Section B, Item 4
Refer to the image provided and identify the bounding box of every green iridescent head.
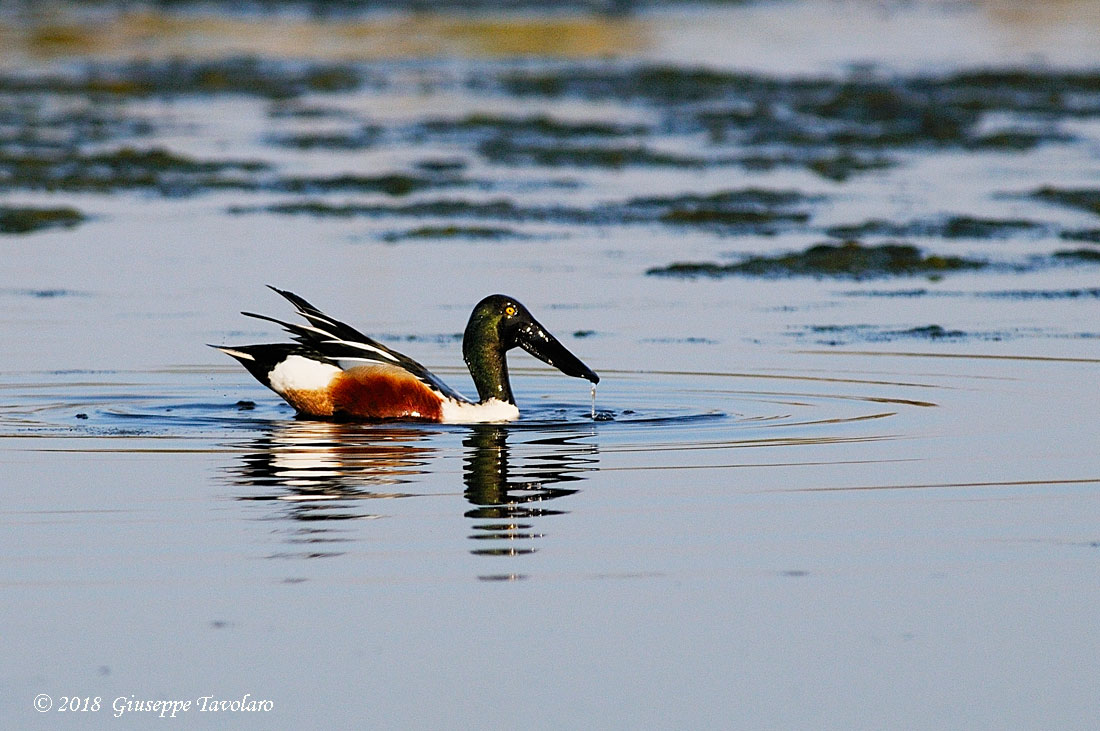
[462,295,599,404]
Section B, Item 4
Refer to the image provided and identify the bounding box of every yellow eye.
[505,306,516,316]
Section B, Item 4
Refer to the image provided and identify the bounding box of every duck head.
[463,295,599,404]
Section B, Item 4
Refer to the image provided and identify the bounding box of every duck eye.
[505,306,516,317]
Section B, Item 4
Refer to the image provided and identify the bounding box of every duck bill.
[515,321,599,384]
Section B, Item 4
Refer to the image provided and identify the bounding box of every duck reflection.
[229,419,598,561]
[463,425,595,557]
[231,420,437,558]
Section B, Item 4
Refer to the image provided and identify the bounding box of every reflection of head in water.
[462,425,598,562]
[462,425,596,519]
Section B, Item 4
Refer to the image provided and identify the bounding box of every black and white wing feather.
[242,286,467,401]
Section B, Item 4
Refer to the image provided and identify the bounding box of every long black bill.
[514,320,599,384]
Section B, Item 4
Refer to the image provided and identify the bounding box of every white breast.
[267,355,342,395]
[440,398,520,424]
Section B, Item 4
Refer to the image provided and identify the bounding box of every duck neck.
[463,329,515,405]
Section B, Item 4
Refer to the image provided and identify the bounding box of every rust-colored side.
[281,387,336,417]
[328,364,444,421]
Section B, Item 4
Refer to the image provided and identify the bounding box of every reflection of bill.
[463,425,593,513]
[228,421,598,559]
[463,425,597,558]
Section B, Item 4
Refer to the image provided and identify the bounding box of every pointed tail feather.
[266,286,371,344]
[209,343,316,388]
[208,344,256,362]
[240,311,336,347]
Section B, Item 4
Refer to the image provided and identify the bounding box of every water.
[3,1,1100,728]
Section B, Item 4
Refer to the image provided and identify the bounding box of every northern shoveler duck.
[212,287,599,423]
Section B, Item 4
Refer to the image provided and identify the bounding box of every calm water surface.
[2,1,1100,728]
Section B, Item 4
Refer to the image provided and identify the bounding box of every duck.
[211,287,599,423]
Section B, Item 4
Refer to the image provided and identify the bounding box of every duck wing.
[242,286,468,402]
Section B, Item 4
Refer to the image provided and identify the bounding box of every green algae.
[631,189,812,209]
[1054,248,1100,262]
[824,219,913,239]
[783,86,976,148]
[647,241,987,279]
[415,159,468,173]
[968,131,1070,151]
[501,65,1083,166]
[2,56,1093,256]
[0,152,461,198]
[0,102,154,150]
[0,58,363,99]
[478,139,705,168]
[843,287,1100,300]
[381,225,526,242]
[795,323,985,345]
[265,127,381,150]
[825,216,1045,240]
[241,187,816,234]
[731,150,896,181]
[1031,187,1100,217]
[659,209,808,226]
[239,198,599,224]
[0,206,86,234]
[418,112,671,169]
[1,59,1093,216]
[901,324,967,339]
[806,152,895,181]
[980,288,1100,299]
[422,113,644,138]
[1059,229,1100,243]
[940,216,1044,238]
[629,188,816,232]
[501,65,762,104]
[266,102,351,120]
[502,64,1100,120]
[276,174,443,197]
[0,146,268,195]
